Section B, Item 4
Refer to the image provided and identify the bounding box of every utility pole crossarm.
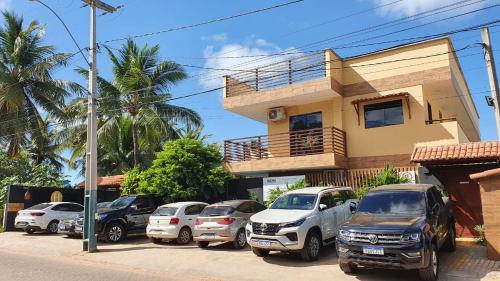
[82,0,117,13]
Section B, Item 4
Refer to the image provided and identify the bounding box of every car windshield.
[97,202,110,208]
[270,194,318,210]
[108,197,135,209]
[357,191,426,215]
[152,207,177,216]
[200,206,234,216]
[26,203,53,210]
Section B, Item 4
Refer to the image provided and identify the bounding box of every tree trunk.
[131,115,139,167]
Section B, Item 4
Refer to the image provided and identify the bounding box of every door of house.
[289,112,323,157]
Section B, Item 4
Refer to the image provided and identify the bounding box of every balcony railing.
[224,127,347,163]
[225,51,326,98]
[425,117,457,125]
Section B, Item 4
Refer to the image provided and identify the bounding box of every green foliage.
[122,167,143,195]
[356,165,411,199]
[473,224,487,246]
[249,192,259,202]
[265,180,309,207]
[436,184,450,197]
[130,138,231,202]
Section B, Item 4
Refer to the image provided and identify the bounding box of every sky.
[6,0,500,183]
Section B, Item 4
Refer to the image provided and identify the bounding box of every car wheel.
[105,222,125,243]
[339,262,357,274]
[443,223,456,252]
[232,229,247,249]
[197,241,209,248]
[149,237,162,244]
[176,227,192,245]
[419,243,439,281]
[46,221,59,234]
[301,230,321,261]
[25,229,35,234]
[252,247,270,257]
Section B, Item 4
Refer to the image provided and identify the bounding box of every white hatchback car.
[15,202,84,234]
[146,202,208,244]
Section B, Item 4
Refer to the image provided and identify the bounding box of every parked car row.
[13,184,455,281]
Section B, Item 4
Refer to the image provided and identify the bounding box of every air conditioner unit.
[268,107,286,121]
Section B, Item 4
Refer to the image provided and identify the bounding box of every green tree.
[127,138,231,202]
[0,12,75,157]
[356,165,410,198]
[121,167,142,195]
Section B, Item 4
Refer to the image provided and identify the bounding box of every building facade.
[222,37,480,188]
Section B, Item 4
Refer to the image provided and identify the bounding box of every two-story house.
[222,37,480,187]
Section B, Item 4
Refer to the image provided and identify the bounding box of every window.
[357,191,426,215]
[271,194,318,210]
[250,202,266,212]
[134,196,154,210]
[185,205,202,215]
[53,203,72,212]
[289,112,322,131]
[153,207,177,216]
[319,193,335,210]
[68,204,84,212]
[339,190,357,202]
[364,100,404,128]
[289,112,324,156]
[237,202,254,213]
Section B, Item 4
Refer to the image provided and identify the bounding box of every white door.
[318,192,336,240]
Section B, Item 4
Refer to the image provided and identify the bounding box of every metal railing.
[224,127,347,163]
[425,117,457,125]
[225,51,326,97]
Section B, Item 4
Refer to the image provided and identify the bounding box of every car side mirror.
[319,204,328,211]
[349,202,357,214]
[130,204,138,210]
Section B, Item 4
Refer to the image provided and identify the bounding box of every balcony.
[223,50,343,122]
[224,127,347,174]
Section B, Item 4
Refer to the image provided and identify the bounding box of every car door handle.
[188,219,193,221]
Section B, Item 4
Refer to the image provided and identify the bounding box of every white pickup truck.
[246,186,357,261]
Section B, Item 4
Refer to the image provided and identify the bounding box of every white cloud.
[201,33,228,43]
[198,35,302,90]
[372,0,489,18]
[0,0,11,10]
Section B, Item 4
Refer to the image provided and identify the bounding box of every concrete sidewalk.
[0,232,498,281]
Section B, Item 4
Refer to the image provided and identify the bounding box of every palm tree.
[27,117,66,171]
[0,11,74,157]
[63,39,201,173]
[104,39,201,166]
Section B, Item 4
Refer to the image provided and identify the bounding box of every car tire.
[176,227,192,245]
[46,221,59,234]
[419,243,439,281]
[252,247,270,257]
[232,229,247,249]
[443,222,456,252]
[197,241,209,248]
[339,262,357,274]
[149,237,162,244]
[300,230,322,261]
[104,222,125,243]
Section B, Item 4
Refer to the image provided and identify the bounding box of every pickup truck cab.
[247,186,357,261]
[96,195,162,243]
[337,184,456,281]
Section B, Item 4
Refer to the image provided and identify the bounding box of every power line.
[100,0,307,44]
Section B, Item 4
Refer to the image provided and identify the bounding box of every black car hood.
[342,212,425,233]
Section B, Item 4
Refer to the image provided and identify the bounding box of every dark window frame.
[364,100,404,129]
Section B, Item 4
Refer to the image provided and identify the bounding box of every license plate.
[203,233,215,238]
[75,226,83,232]
[257,240,271,247]
[17,222,28,226]
[363,246,384,255]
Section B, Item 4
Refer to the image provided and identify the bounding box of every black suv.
[97,195,161,243]
[337,184,456,281]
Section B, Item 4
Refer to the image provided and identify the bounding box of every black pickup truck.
[336,184,455,281]
[96,195,162,243]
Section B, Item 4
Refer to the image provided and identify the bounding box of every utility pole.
[82,0,116,253]
[481,27,500,139]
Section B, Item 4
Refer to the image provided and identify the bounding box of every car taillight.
[170,218,179,225]
[217,218,235,225]
[195,218,202,225]
[30,212,45,216]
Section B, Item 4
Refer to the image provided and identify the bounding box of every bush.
[265,180,309,207]
[474,224,486,246]
[134,138,231,203]
[356,164,410,199]
[122,167,142,195]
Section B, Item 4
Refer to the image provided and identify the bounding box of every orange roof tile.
[411,141,500,164]
[75,175,124,188]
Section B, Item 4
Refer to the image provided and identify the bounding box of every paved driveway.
[0,232,498,281]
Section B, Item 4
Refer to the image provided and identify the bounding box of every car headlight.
[279,218,306,229]
[401,232,421,243]
[97,214,108,221]
[338,229,351,242]
[247,220,253,226]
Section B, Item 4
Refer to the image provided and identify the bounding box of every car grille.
[252,223,280,236]
[348,231,402,245]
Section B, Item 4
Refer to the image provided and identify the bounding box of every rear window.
[152,207,177,216]
[27,203,53,210]
[200,206,234,217]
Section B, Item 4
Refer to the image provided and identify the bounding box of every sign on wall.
[263,175,305,202]
[399,171,416,183]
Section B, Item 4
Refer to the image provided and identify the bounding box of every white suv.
[15,202,84,234]
[246,186,357,261]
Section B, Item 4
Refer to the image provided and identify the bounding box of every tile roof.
[75,175,124,188]
[351,92,409,105]
[411,141,500,164]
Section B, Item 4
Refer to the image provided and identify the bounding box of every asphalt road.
[0,250,179,281]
